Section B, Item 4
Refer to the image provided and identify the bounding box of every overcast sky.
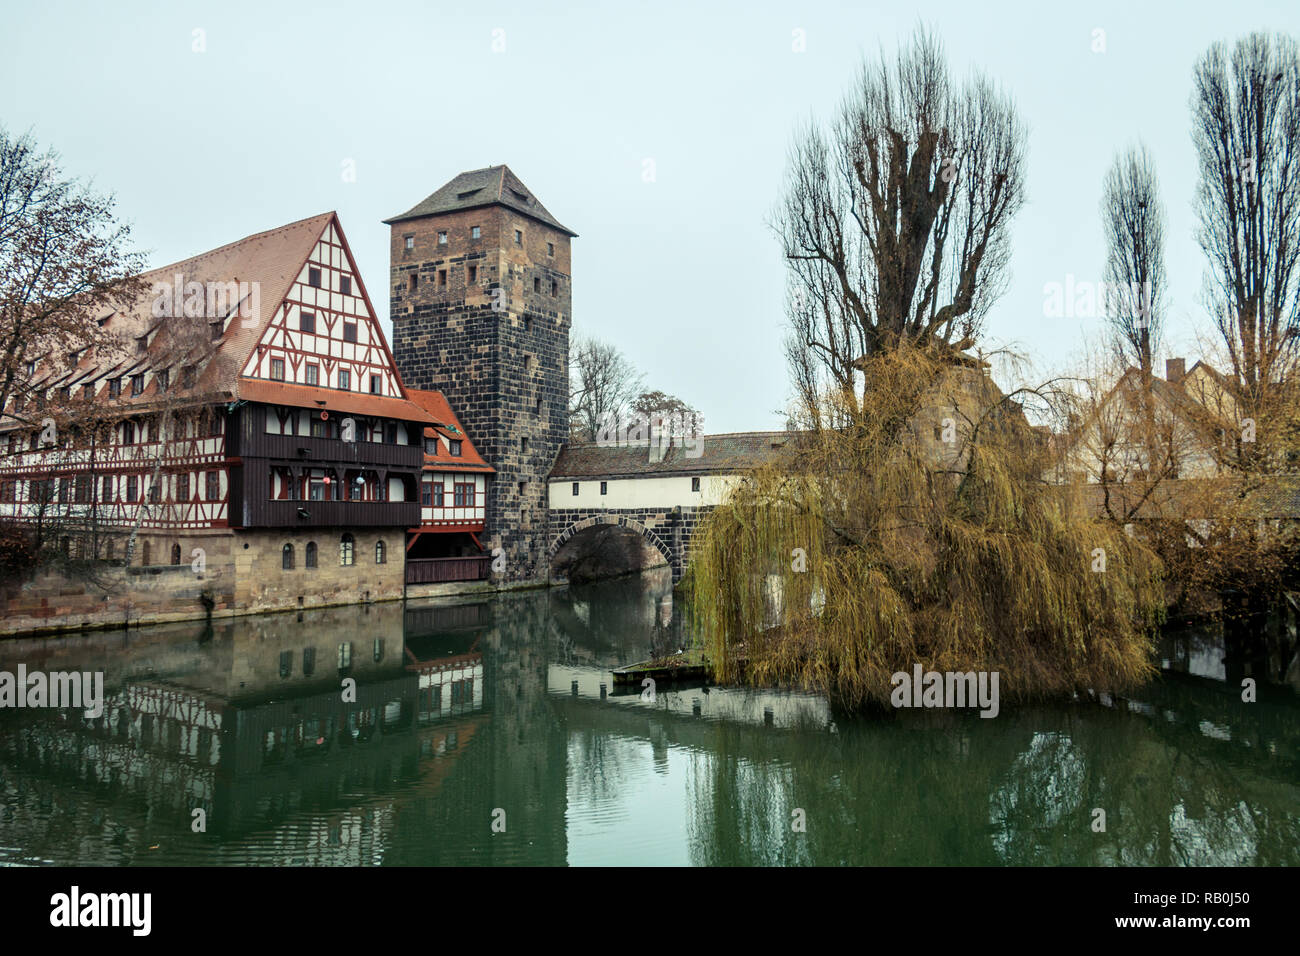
[4,0,1299,432]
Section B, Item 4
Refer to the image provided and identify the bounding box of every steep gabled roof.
[383,165,576,236]
[1,212,426,430]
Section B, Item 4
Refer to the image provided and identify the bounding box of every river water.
[0,569,1296,866]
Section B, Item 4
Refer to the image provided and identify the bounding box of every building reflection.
[0,580,1295,866]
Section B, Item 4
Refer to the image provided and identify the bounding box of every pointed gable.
[238,215,405,401]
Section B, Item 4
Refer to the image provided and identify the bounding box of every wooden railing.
[406,556,492,585]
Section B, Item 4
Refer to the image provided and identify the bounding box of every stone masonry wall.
[390,204,570,585]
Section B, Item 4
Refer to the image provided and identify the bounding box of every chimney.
[1165,357,1185,384]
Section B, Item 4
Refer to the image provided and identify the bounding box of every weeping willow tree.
[691,347,1165,711]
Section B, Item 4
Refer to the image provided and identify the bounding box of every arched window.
[305,541,318,568]
[375,540,386,564]
[340,533,354,567]
[282,543,295,570]
[170,543,181,565]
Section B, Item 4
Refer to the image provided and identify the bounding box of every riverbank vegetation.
[690,347,1166,710]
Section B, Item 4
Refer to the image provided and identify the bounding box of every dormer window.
[157,369,169,391]
[450,439,462,456]
[181,365,196,388]
[136,336,147,354]
[82,383,94,400]
[109,379,121,398]
[130,374,144,396]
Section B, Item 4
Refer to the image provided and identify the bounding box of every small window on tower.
[438,269,447,287]
[524,355,534,372]
[514,229,523,246]
[547,242,555,256]
[437,231,448,245]
[308,267,321,288]
[521,436,529,453]
[468,264,477,283]
[408,273,418,294]
[404,235,414,251]
[600,481,608,495]
[571,482,579,496]
[299,311,316,334]
[340,275,351,295]
[471,225,481,239]
[523,316,531,332]
[551,279,558,296]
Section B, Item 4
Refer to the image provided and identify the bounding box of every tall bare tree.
[0,127,145,423]
[568,334,643,441]
[777,28,1027,428]
[1101,143,1167,375]
[1192,32,1300,450]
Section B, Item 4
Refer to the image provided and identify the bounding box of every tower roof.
[383,165,576,236]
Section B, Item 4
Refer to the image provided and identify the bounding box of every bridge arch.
[548,513,679,583]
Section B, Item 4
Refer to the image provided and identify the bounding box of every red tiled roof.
[235,379,440,424]
[404,388,493,472]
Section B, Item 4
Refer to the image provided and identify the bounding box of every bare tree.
[0,127,145,423]
[1101,143,1167,375]
[1192,32,1300,452]
[568,334,643,441]
[777,27,1027,428]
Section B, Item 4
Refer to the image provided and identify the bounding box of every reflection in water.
[0,569,1295,866]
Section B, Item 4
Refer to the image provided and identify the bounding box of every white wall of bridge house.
[548,474,741,511]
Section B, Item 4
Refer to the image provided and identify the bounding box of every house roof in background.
[550,431,800,479]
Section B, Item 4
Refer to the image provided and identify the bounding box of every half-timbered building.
[0,212,489,616]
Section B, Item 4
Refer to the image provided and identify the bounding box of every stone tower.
[385,166,575,584]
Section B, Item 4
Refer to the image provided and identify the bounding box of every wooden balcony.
[239,432,422,468]
[405,556,492,585]
[239,498,419,529]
